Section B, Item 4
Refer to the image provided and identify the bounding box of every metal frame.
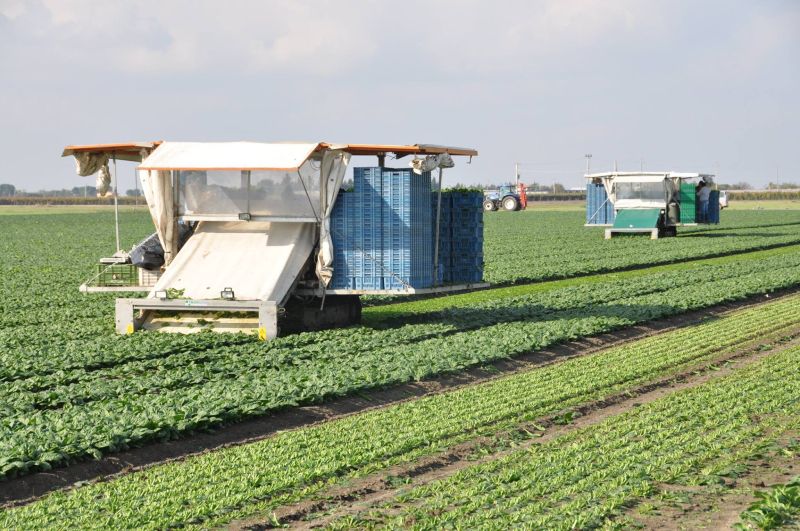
[295,282,489,297]
[605,228,660,240]
[81,284,152,293]
[116,298,278,340]
[179,215,318,223]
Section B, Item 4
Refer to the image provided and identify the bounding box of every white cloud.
[0,0,27,20]
[27,0,378,74]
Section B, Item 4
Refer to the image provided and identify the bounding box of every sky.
[0,0,798,191]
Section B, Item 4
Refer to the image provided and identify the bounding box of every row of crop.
[0,248,795,416]
[1,295,799,528]
[336,345,800,529]
[483,209,800,284]
[0,251,750,392]
[3,209,798,370]
[2,252,800,478]
[3,242,799,388]
[365,243,800,322]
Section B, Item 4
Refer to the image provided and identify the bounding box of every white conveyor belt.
[150,220,316,304]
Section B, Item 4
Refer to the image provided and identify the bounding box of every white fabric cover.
[73,152,112,194]
[151,221,315,303]
[139,141,319,171]
[315,150,351,287]
[139,170,178,264]
[410,153,454,174]
[614,199,667,209]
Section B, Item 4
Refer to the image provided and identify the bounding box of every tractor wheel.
[502,196,519,211]
[483,199,498,211]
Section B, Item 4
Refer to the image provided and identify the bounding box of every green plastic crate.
[680,182,696,223]
[96,263,137,287]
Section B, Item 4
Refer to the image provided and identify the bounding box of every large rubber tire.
[280,295,362,334]
[483,199,498,211]
[502,196,519,211]
[657,226,677,238]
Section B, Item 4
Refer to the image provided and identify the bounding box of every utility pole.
[515,162,519,186]
[584,154,592,175]
[640,158,644,172]
[614,160,618,172]
[134,166,140,207]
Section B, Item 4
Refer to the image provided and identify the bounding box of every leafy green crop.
[738,477,800,530]
[2,295,799,529]
[484,209,800,284]
[331,345,800,529]
[2,209,800,481]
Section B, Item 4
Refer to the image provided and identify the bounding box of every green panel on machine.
[680,182,696,223]
[612,208,661,229]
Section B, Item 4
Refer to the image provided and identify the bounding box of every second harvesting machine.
[63,141,484,339]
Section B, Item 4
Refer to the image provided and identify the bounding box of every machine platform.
[605,208,661,239]
[295,282,490,297]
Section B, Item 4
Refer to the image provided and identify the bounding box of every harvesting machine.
[584,171,721,239]
[64,141,485,339]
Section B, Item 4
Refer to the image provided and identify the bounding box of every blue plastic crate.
[334,169,484,291]
[585,183,614,225]
[353,277,384,290]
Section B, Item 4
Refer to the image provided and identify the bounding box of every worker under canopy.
[63,140,477,289]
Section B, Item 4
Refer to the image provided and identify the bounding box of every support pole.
[112,155,121,253]
[433,166,444,286]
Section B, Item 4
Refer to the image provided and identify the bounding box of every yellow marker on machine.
[257,327,267,341]
[125,323,134,335]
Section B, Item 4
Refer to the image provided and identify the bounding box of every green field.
[1,204,800,528]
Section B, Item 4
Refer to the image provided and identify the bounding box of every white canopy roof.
[139,141,320,171]
[612,175,670,183]
[585,171,713,180]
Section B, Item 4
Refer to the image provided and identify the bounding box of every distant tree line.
[0,184,144,198]
[728,190,800,200]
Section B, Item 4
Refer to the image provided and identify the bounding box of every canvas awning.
[62,142,161,162]
[138,141,321,171]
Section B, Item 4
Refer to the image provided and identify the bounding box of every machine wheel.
[502,196,519,211]
[483,199,498,211]
[280,295,362,334]
[658,226,677,238]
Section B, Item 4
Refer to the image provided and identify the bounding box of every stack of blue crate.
[585,183,615,225]
[431,193,453,284]
[380,168,433,290]
[352,168,385,289]
[329,191,356,289]
[329,167,435,291]
[448,192,483,283]
[329,171,484,290]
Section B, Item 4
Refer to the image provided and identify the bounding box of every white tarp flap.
[73,152,112,194]
[139,169,177,264]
[151,221,315,303]
[316,149,351,287]
[602,177,615,203]
[410,153,455,174]
[139,141,319,171]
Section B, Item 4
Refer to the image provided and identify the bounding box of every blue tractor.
[483,183,527,211]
